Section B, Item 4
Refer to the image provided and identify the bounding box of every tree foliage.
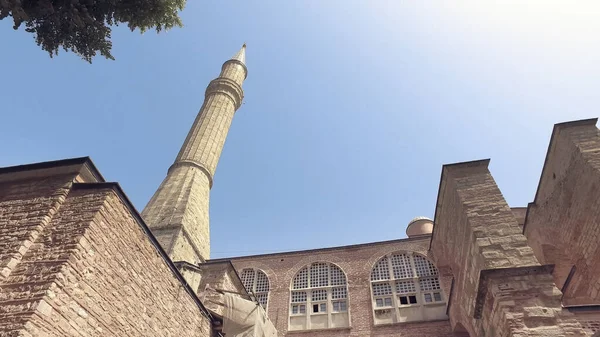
[0,0,186,62]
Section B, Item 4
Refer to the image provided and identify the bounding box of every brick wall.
[524,119,600,306]
[0,161,213,337]
[216,237,455,336]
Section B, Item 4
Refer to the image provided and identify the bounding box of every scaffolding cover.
[222,293,277,337]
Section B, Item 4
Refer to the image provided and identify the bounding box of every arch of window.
[240,268,270,309]
[289,262,349,330]
[370,252,446,323]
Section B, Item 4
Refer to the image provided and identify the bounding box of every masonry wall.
[221,237,455,337]
[571,309,600,335]
[524,119,600,306]
[195,262,248,317]
[0,172,73,284]
[0,167,81,334]
[0,167,212,337]
[430,160,588,337]
[142,165,211,264]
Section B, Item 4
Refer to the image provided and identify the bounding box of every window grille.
[293,267,309,289]
[419,277,441,291]
[413,255,438,277]
[331,287,347,299]
[292,291,307,303]
[240,268,270,310]
[240,269,255,290]
[371,257,390,281]
[330,266,347,286]
[372,282,393,296]
[395,280,416,294]
[312,289,328,301]
[256,272,269,292]
[310,263,330,287]
[290,262,349,330]
[370,253,445,322]
[390,253,413,279]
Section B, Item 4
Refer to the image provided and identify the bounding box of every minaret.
[142,45,247,264]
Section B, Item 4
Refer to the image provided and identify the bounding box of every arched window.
[370,252,447,324]
[240,268,270,309]
[289,262,349,331]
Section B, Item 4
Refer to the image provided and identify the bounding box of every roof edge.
[429,159,489,251]
[81,157,106,182]
[554,118,598,130]
[442,158,490,171]
[532,118,598,205]
[208,235,431,262]
[0,157,102,179]
[429,161,445,251]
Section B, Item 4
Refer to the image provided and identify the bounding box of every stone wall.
[524,119,600,306]
[142,165,211,265]
[195,261,249,317]
[430,159,587,336]
[0,160,213,337]
[570,308,600,335]
[216,237,455,336]
[0,167,76,335]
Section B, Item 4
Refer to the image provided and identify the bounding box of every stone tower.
[142,45,247,264]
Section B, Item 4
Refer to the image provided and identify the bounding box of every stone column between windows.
[385,253,402,320]
[327,288,332,327]
[410,252,428,319]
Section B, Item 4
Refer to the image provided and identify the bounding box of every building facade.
[0,46,600,336]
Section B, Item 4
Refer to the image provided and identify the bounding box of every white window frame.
[370,252,445,323]
[289,262,350,330]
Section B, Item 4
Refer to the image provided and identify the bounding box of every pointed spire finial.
[231,43,246,64]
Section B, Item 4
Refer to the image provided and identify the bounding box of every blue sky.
[1,1,599,258]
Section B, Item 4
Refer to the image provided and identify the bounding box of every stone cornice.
[473,264,554,319]
[222,59,248,79]
[207,236,431,262]
[206,77,244,109]
[168,160,214,188]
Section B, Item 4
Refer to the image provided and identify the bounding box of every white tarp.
[222,293,277,337]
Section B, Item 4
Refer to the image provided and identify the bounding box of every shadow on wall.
[453,322,471,337]
[540,243,573,291]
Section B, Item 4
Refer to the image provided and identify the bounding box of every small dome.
[406,216,434,237]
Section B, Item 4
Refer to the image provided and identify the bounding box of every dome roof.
[408,216,433,225]
[406,216,434,237]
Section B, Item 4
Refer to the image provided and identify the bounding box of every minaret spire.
[232,43,246,64]
[142,45,248,264]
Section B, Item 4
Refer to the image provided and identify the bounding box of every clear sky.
[1,1,599,258]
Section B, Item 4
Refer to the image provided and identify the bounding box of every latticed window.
[289,262,349,331]
[240,268,270,309]
[370,252,445,324]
